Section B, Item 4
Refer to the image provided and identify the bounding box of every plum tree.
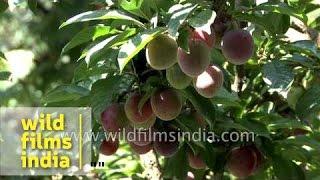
[151,89,182,120]
[25,0,320,178]
[166,63,192,89]
[188,152,206,169]
[100,138,119,156]
[146,34,178,70]
[226,146,257,178]
[190,29,215,48]
[178,40,210,77]
[153,129,179,157]
[221,29,254,64]
[126,126,152,146]
[193,65,224,98]
[101,103,128,133]
[125,92,156,124]
[129,142,153,155]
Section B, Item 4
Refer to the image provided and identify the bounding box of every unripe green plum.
[100,138,119,156]
[101,103,128,133]
[222,29,254,64]
[178,41,210,77]
[146,34,178,70]
[193,65,224,98]
[151,89,182,121]
[188,152,206,169]
[166,63,192,89]
[227,146,257,178]
[125,92,156,124]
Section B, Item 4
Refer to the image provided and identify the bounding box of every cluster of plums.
[99,89,183,157]
[148,27,253,98]
[99,21,256,178]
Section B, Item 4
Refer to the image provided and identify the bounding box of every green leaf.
[216,121,248,131]
[42,85,90,104]
[62,25,119,53]
[255,2,308,23]
[163,145,188,179]
[275,143,312,163]
[180,87,216,128]
[177,26,190,51]
[272,155,306,180]
[189,9,216,32]
[168,3,197,37]
[0,0,8,13]
[90,75,134,120]
[0,71,11,81]
[90,76,121,119]
[307,7,320,26]
[0,54,8,69]
[286,86,305,109]
[119,0,157,20]
[0,52,5,59]
[266,117,311,131]
[239,119,270,138]
[211,48,227,66]
[0,56,11,81]
[175,113,203,133]
[277,135,320,150]
[174,113,206,149]
[234,12,290,35]
[120,0,145,17]
[73,54,118,83]
[28,0,37,13]
[288,40,320,59]
[137,88,155,113]
[85,28,137,66]
[211,87,241,107]
[262,61,294,93]
[60,9,145,28]
[117,27,166,72]
[280,54,315,69]
[307,6,320,30]
[262,13,290,34]
[296,84,320,119]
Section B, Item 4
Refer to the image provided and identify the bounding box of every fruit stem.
[131,61,142,93]
[235,65,245,95]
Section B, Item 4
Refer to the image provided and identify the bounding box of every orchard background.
[0,0,320,179]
